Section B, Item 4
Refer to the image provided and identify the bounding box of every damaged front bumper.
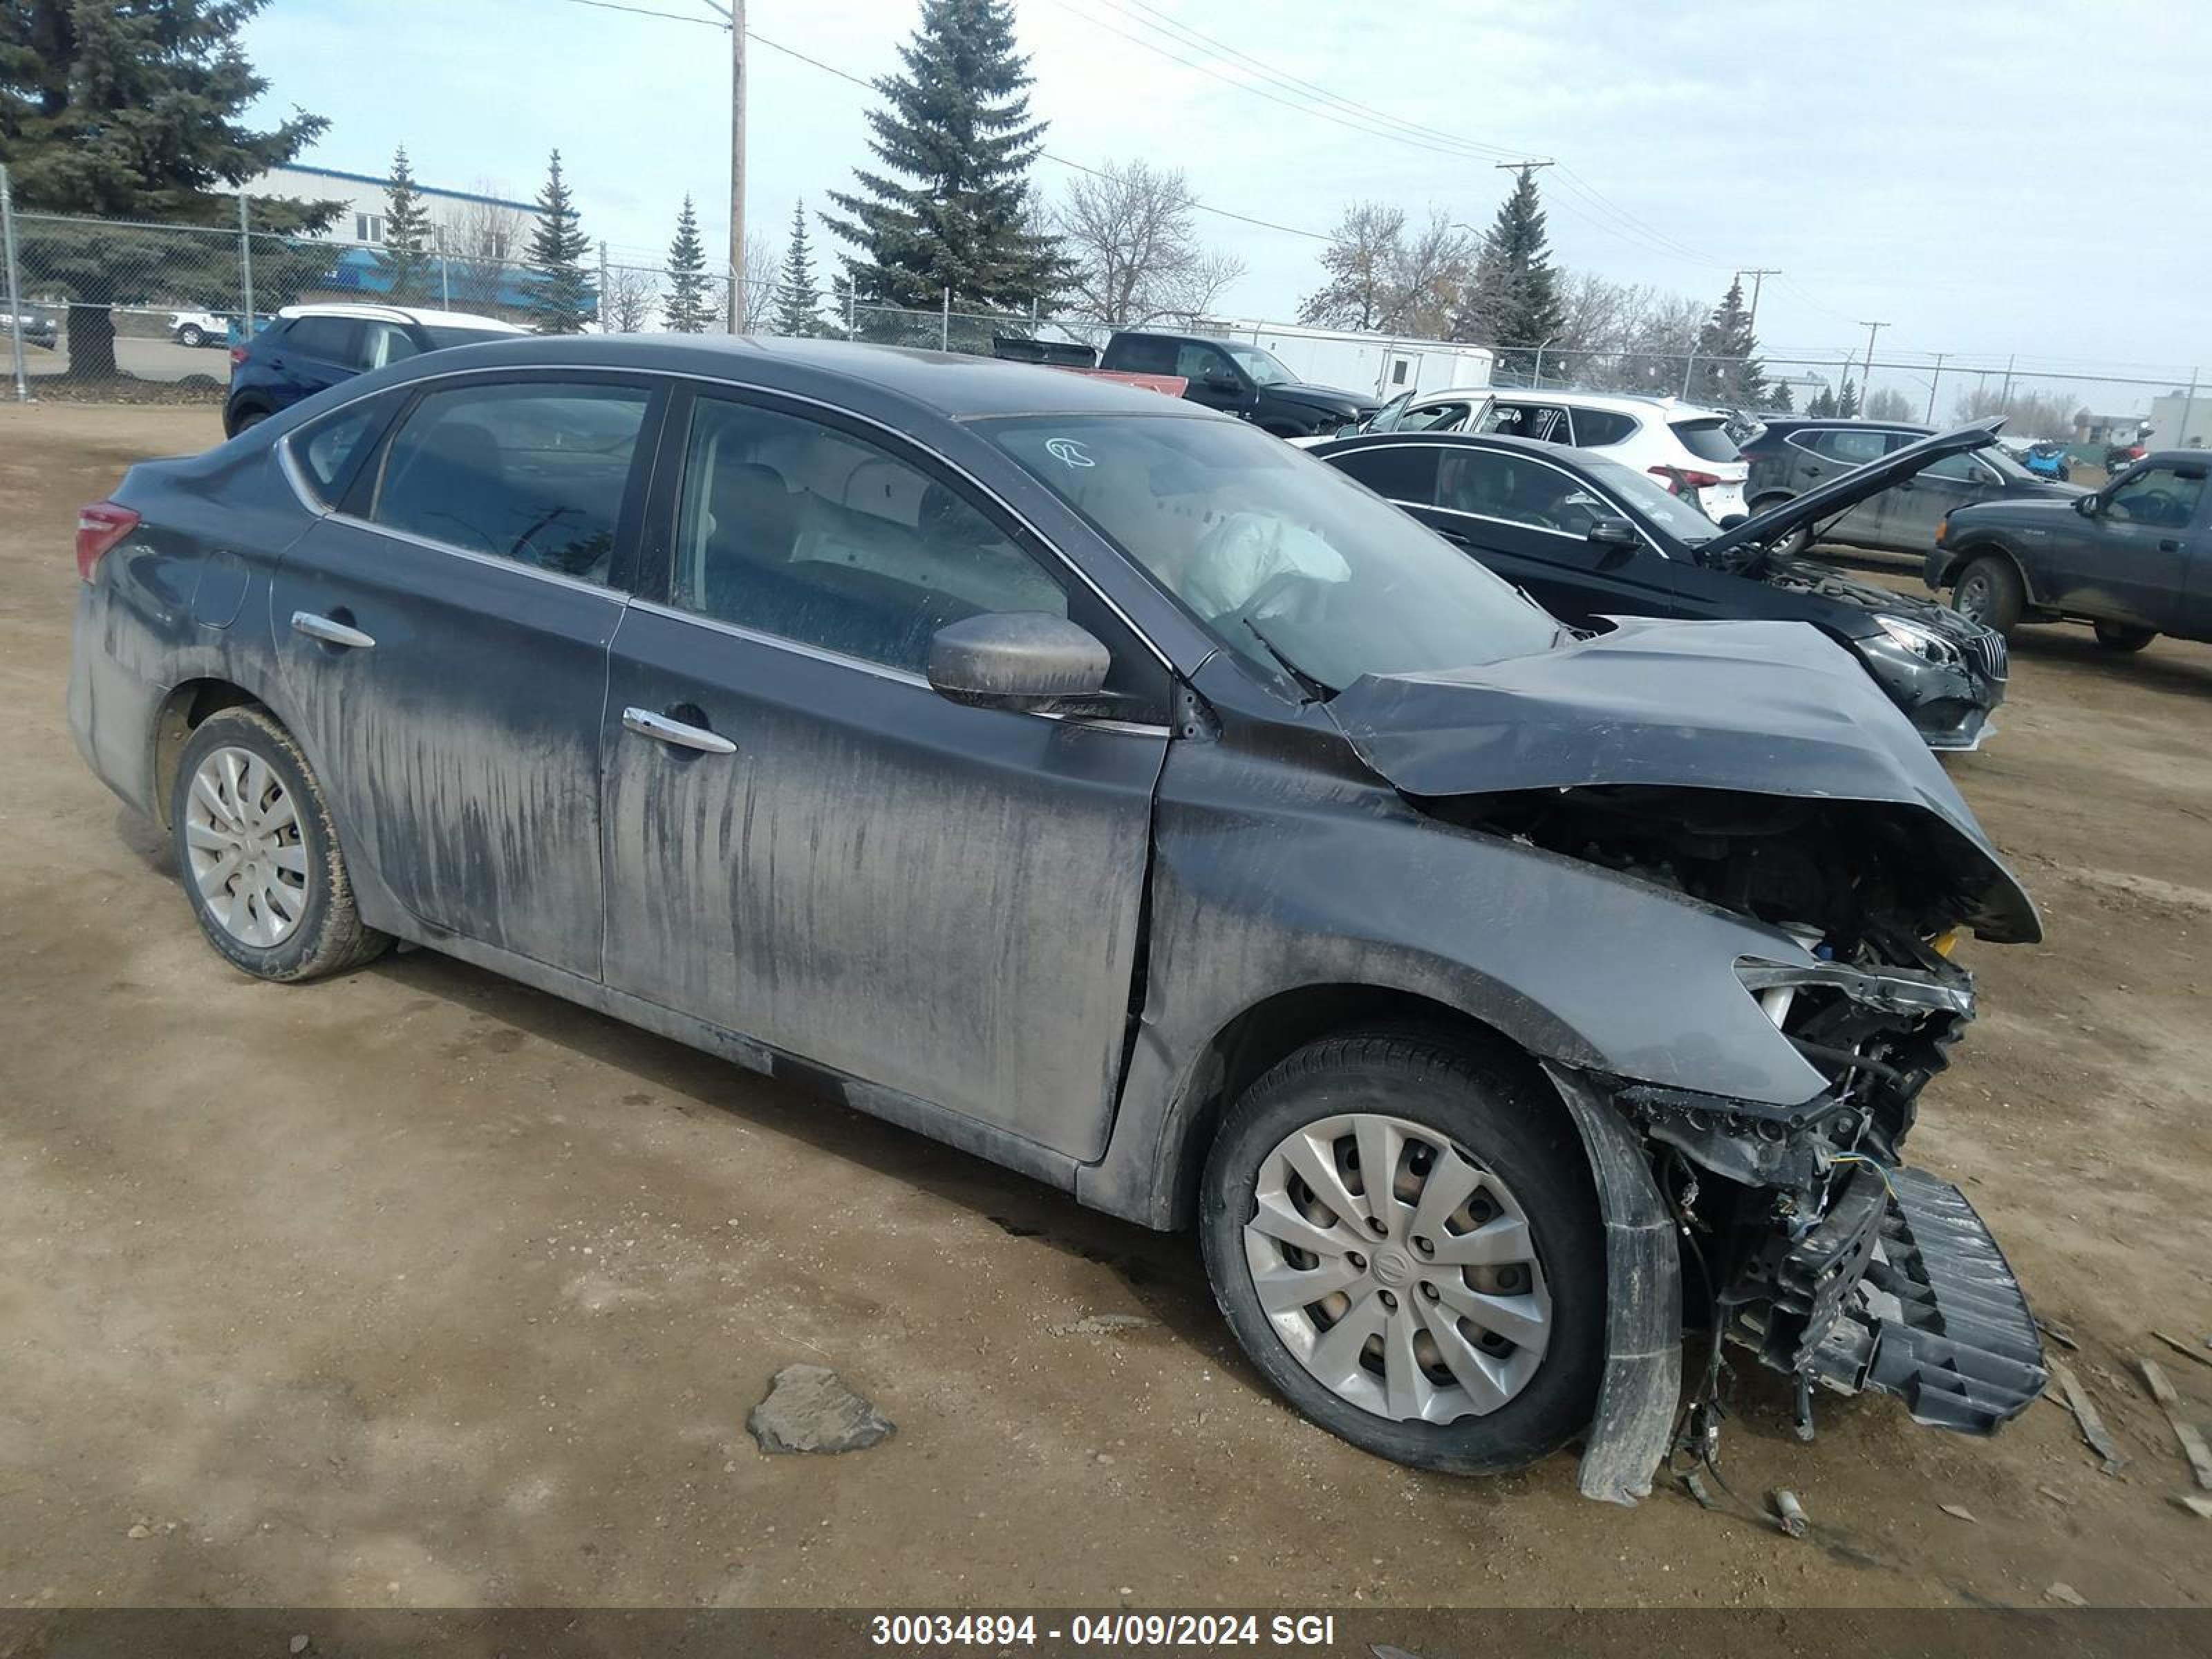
[1731,1161,2047,1436]
[1552,946,2046,1503]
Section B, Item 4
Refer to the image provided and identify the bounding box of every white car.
[169,310,230,348]
[1320,386,1752,523]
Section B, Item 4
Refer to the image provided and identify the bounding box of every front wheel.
[169,706,391,982]
[177,324,206,348]
[1950,555,2024,635]
[1199,1029,1605,1476]
[2093,620,2156,653]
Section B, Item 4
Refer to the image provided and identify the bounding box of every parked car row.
[69,337,2047,1508]
[3,304,59,350]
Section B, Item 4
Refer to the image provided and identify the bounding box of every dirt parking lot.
[2,402,2209,1612]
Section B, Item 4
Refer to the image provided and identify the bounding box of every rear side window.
[1483,402,1568,444]
[1668,418,1741,463]
[292,395,397,506]
[283,316,361,365]
[1805,428,1894,465]
[368,381,652,583]
[667,395,1066,675]
[1570,408,1638,447]
[1331,444,1441,505]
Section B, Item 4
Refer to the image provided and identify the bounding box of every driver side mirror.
[1203,367,1243,393]
[928,612,1109,713]
[2074,494,2099,518]
[1586,516,1638,550]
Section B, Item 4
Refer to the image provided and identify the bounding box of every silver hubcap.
[184,746,308,947]
[1242,1112,1552,1424]
[1955,575,1989,620]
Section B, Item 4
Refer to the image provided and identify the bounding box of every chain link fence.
[3,172,2203,450]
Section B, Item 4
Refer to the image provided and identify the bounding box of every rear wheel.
[169,707,391,982]
[177,324,207,348]
[2093,620,2156,653]
[1199,1028,1605,1475]
[1950,555,2024,636]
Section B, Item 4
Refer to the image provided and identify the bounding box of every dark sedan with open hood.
[1315,421,2014,750]
[68,337,2043,1503]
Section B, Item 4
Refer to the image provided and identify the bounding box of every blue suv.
[223,304,525,437]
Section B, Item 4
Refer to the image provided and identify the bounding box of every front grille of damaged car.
[1963,629,2008,683]
[1735,1164,2047,1435]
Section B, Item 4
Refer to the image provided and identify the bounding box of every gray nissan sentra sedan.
[66,335,2049,1500]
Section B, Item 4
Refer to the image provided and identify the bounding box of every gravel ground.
[2,402,2208,1611]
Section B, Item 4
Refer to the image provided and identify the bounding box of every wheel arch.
[149,678,270,830]
[1942,538,2036,603]
[1098,981,1559,1233]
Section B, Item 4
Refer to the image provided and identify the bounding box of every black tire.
[1199,1027,1606,1476]
[1949,554,2024,636]
[2093,620,2156,653]
[177,324,206,348]
[224,403,269,439]
[169,706,391,982]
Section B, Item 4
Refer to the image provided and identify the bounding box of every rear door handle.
[291,610,375,649]
[623,706,737,755]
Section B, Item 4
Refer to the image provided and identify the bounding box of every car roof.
[374,333,1241,422]
[1403,386,1493,402]
[1491,386,1730,420]
[276,303,528,332]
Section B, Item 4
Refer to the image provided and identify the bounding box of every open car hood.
[1327,615,2041,942]
[1700,418,2007,561]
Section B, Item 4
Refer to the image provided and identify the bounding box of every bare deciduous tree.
[1055,160,1245,329]
[1953,384,2081,442]
[1297,201,1406,330]
[602,263,656,333]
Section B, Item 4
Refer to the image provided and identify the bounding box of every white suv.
[1479,390,1750,523]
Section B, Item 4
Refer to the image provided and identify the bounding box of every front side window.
[668,396,1066,675]
[1923,450,1994,484]
[986,415,1558,693]
[368,381,650,582]
[2107,465,2206,529]
[1329,444,1441,503]
[1176,343,1237,385]
[1437,448,1607,534]
[1222,343,1293,386]
[1403,400,1474,433]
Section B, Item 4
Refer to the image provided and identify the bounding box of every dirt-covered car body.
[66,337,2045,1501]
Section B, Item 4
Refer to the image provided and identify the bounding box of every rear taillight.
[1647,465,1724,494]
[75,502,140,582]
[229,344,247,366]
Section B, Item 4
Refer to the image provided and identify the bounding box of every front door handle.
[291,610,375,649]
[623,706,737,756]
[2159,537,2182,552]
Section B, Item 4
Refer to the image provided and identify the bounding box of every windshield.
[1223,343,1294,386]
[1365,391,1416,433]
[1580,454,1722,545]
[983,414,1560,693]
[1669,417,1743,464]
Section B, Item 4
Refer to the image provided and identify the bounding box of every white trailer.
[1205,318,1493,400]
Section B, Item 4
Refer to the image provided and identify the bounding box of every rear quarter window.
[1569,408,1638,447]
[1669,418,1741,463]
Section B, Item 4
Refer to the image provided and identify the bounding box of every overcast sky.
[244,0,2209,411]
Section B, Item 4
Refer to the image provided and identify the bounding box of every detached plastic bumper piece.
[1783,1165,2048,1434]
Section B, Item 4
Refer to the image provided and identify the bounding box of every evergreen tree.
[523,149,594,334]
[821,0,1065,329]
[1688,277,1765,407]
[1837,376,1862,418]
[0,0,336,378]
[1451,165,1566,382]
[1807,384,1839,418]
[380,144,434,304]
[1768,379,1796,413]
[662,195,713,333]
[772,200,826,336]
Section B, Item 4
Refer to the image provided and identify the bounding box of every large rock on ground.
[747,1364,894,1454]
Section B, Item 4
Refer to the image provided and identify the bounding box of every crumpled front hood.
[1327,615,2041,942]
[1759,556,1985,642]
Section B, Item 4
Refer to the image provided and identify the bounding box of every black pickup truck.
[1097,330,1378,438]
[1928,449,2212,652]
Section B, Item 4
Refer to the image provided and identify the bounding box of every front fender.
[1078,738,1826,1226]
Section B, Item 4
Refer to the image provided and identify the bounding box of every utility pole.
[1,164,28,402]
[1735,268,1781,335]
[1925,352,1947,424]
[238,190,255,337]
[697,0,747,335]
[1857,321,1887,409]
[598,241,612,334]
[1998,352,2015,408]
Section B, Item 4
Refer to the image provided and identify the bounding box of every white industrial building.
[243,164,541,256]
[1203,318,1494,400]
